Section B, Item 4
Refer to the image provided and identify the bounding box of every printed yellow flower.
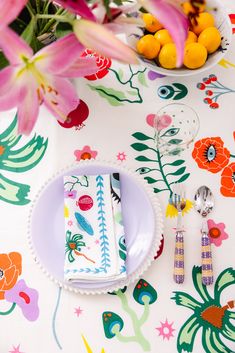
[166,199,193,218]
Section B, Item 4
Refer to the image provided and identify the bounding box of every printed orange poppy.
[220,163,235,197]
[0,252,22,300]
[192,137,230,173]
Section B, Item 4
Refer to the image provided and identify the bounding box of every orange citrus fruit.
[181,1,206,15]
[198,26,221,53]
[184,42,207,69]
[142,13,163,32]
[158,43,177,69]
[185,31,198,45]
[136,34,161,59]
[154,29,173,46]
[191,12,215,35]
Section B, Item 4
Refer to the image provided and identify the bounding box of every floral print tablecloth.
[1,1,235,352]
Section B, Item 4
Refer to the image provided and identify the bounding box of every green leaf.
[0,52,9,70]
[21,17,36,44]
[127,90,138,96]
[172,83,188,90]
[167,160,185,166]
[176,173,190,183]
[119,250,126,261]
[55,22,73,38]
[214,268,235,302]
[113,0,123,5]
[131,143,150,151]
[132,132,152,141]
[172,83,188,100]
[117,68,124,80]
[144,177,157,184]
[153,188,161,193]
[168,148,183,156]
[168,167,186,176]
[88,85,124,106]
[168,139,183,145]
[138,72,148,87]
[135,156,155,162]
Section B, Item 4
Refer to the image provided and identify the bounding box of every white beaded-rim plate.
[127,0,232,77]
[28,160,163,295]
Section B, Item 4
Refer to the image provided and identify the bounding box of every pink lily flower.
[73,19,138,64]
[142,0,189,67]
[55,0,96,21]
[0,28,97,135]
[0,0,27,29]
[54,0,138,63]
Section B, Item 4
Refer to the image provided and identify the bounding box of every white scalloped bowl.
[28,160,163,295]
[127,0,232,77]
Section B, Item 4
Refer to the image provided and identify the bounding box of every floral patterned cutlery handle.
[173,231,184,284]
[201,231,213,285]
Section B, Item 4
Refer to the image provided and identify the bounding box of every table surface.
[1,2,235,352]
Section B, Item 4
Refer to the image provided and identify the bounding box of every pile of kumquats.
[136,1,221,69]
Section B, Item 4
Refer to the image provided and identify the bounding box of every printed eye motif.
[157,85,174,99]
[136,167,152,175]
[160,128,180,138]
[206,145,216,161]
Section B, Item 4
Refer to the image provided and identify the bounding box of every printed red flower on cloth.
[5,279,39,321]
[0,252,22,300]
[82,49,111,80]
[220,162,235,197]
[207,219,229,246]
[192,137,230,173]
[74,145,98,161]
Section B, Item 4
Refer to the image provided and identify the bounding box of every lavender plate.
[28,160,163,294]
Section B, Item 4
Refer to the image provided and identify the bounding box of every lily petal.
[142,0,189,67]
[0,66,17,96]
[73,19,138,64]
[55,0,96,21]
[177,315,200,353]
[171,291,201,310]
[34,34,85,74]
[0,27,33,65]
[17,82,39,135]
[0,81,23,111]
[60,57,98,77]
[0,0,27,28]
[43,76,79,122]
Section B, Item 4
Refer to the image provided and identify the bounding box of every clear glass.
[154,103,200,156]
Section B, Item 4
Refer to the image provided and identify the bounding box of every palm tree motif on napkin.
[172,266,235,353]
[0,116,47,205]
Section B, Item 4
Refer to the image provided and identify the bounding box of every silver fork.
[171,186,186,284]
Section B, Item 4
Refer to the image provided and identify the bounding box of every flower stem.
[26,3,35,17]
[36,14,73,25]
[36,0,41,13]
[0,302,16,315]
[39,8,66,35]
[230,154,235,158]
[139,301,150,326]
[156,150,172,195]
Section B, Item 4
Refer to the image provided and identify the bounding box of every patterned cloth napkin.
[63,173,127,282]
